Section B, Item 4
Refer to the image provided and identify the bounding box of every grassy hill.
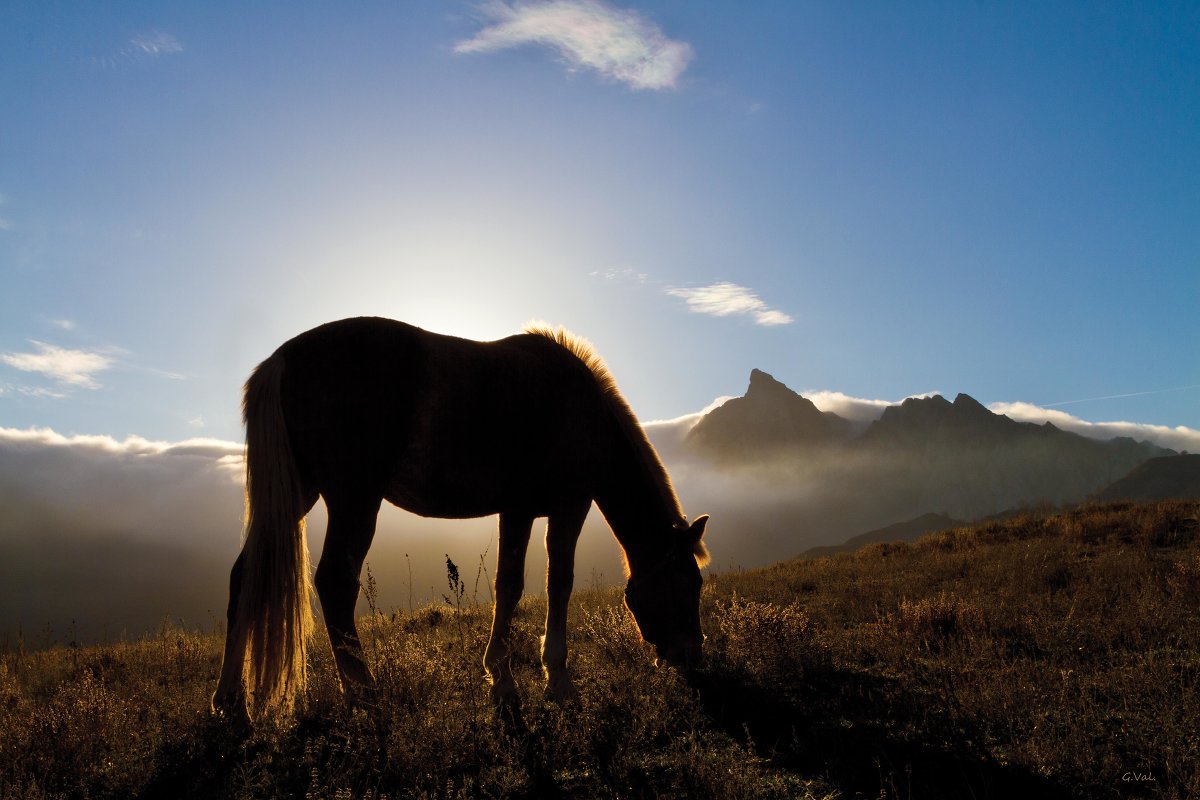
[2,500,1197,799]
[800,511,965,559]
[1097,454,1200,502]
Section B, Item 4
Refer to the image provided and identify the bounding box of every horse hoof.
[210,694,252,730]
[543,675,579,704]
[489,679,520,708]
[345,687,382,719]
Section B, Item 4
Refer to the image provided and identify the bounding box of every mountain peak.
[952,393,990,414]
[901,394,950,408]
[687,369,852,456]
[865,391,1009,444]
[747,368,796,397]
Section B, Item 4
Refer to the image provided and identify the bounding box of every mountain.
[1096,454,1200,502]
[680,371,1174,549]
[687,369,852,457]
[859,392,1037,447]
[801,512,964,559]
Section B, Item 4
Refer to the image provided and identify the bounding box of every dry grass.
[1,500,1196,799]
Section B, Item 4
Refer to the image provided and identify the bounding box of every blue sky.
[2,1,1197,443]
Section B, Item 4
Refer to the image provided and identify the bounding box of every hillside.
[801,511,964,558]
[1,501,1197,799]
[1097,453,1200,502]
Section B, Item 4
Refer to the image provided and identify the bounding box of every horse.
[211,317,710,722]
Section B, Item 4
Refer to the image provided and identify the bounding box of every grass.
[1,500,1197,799]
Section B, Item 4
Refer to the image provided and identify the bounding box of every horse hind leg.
[212,487,317,724]
[211,551,250,724]
[315,494,383,712]
[542,504,588,701]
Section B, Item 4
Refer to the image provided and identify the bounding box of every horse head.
[623,514,710,669]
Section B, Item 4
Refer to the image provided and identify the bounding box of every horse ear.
[688,515,711,568]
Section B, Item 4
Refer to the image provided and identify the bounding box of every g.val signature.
[1121,770,1156,783]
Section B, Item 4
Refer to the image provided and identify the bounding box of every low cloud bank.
[0,428,245,642]
[3,393,1195,645]
[0,427,625,645]
[988,402,1200,453]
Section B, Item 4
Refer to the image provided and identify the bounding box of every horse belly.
[384,470,500,519]
[384,437,592,520]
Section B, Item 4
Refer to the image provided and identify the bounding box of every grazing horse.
[211,317,710,721]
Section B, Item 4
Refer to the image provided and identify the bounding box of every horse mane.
[523,322,686,528]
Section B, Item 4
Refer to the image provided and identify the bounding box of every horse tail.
[232,352,314,717]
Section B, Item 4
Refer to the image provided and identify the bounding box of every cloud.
[49,319,76,331]
[3,388,1194,644]
[0,341,114,389]
[129,32,183,57]
[590,266,650,284]
[17,386,68,400]
[0,428,247,640]
[0,427,617,643]
[667,282,794,326]
[805,390,943,428]
[92,31,183,69]
[456,0,693,90]
[988,401,1200,453]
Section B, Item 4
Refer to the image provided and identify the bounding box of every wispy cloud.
[94,31,183,69]
[129,32,183,57]
[667,282,794,326]
[0,341,114,390]
[1040,384,1200,408]
[18,386,69,400]
[590,266,650,283]
[455,0,692,91]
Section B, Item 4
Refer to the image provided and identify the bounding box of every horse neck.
[593,405,683,571]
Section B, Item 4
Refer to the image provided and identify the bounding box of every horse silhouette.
[211,317,709,722]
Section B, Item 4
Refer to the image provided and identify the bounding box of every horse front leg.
[542,504,588,701]
[315,495,382,712]
[483,512,534,705]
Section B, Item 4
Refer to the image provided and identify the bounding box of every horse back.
[271,318,609,518]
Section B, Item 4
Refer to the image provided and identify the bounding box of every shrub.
[893,591,985,652]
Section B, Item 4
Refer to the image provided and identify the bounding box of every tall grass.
[0,500,1195,799]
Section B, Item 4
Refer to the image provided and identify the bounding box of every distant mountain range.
[674,370,1178,557]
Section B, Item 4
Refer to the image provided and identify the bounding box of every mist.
[3,391,1194,645]
[0,427,631,646]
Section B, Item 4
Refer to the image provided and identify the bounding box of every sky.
[1,1,1197,446]
[1,1,1199,639]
